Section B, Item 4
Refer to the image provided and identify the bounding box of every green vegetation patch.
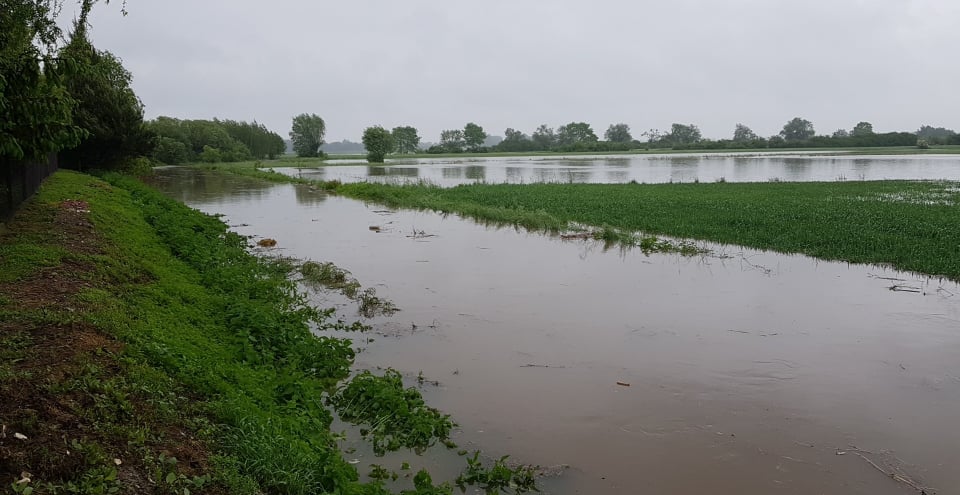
[299,261,398,318]
[330,370,454,456]
[301,260,362,297]
[455,452,538,495]
[328,180,960,280]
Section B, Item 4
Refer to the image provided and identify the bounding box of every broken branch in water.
[888,284,922,293]
[837,447,932,493]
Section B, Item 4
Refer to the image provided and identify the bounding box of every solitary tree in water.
[362,126,395,163]
[289,113,326,157]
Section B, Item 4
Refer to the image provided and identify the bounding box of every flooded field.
[151,168,960,494]
[278,152,960,187]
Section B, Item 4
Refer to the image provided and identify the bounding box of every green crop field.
[332,180,960,280]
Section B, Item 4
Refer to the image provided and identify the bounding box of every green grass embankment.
[0,171,493,494]
[331,180,960,280]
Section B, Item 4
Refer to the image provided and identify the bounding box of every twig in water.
[738,254,774,276]
[406,227,438,239]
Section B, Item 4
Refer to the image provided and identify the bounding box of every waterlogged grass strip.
[329,180,960,280]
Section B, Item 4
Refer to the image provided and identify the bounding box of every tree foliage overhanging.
[59,7,155,170]
[1,0,85,162]
[1,0,153,171]
[2,1,285,170]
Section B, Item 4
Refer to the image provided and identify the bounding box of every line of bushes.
[147,117,286,165]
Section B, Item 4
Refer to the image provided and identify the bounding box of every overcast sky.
[75,0,959,142]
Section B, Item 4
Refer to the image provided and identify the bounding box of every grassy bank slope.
[335,180,960,280]
[0,171,458,494]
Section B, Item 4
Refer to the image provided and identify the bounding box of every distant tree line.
[148,117,285,165]
[421,122,637,154]
[335,117,960,163]
[643,118,951,151]
[322,140,366,154]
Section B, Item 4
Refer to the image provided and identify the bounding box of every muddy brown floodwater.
[151,168,960,495]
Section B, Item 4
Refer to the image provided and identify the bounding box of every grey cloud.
[78,0,960,142]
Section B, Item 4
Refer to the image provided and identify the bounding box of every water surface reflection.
[281,153,960,186]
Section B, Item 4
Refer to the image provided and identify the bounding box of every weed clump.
[456,452,539,494]
[330,369,454,456]
[357,287,398,318]
[301,261,361,297]
[300,261,399,317]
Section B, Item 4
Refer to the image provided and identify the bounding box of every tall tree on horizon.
[780,117,815,142]
[604,123,633,143]
[391,126,420,154]
[289,113,326,157]
[463,123,487,152]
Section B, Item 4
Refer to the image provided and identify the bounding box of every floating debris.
[257,238,277,247]
[560,232,595,240]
